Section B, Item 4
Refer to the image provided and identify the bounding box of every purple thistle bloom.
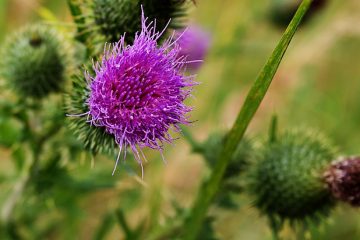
[176,24,211,72]
[325,157,360,206]
[85,11,195,175]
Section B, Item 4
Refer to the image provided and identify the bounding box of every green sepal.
[65,69,117,156]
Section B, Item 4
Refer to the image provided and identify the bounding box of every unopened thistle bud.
[248,129,336,228]
[269,0,328,28]
[91,0,189,43]
[67,10,196,175]
[0,24,71,99]
[324,157,360,207]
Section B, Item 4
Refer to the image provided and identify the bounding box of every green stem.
[67,0,88,44]
[182,1,314,239]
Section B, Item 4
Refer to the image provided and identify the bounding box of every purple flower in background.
[325,157,360,206]
[176,24,211,72]
[85,11,195,175]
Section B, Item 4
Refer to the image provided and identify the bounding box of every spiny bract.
[248,129,336,227]
[68,11,195,175]
[0,24,70,99]
[92,0,189,43]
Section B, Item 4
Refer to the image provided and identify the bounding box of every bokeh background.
[1,0,360,239]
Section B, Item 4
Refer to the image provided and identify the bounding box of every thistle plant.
[1,0,360,239]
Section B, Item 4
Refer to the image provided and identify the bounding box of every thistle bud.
[324,157,360,207]
[248,129,336,228]
[269,0,328,28]
[0,24,71,99]
[91,0,189,44]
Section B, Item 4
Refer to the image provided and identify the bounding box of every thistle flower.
[0,24,71,99]
[325,157,360,207]
[248,129,336,230]
[68,10,195,175]
[175,24,211,72]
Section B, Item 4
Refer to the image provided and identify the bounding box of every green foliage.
[248,129,336,229]
[92,0,188,43]
[0,24,71,99]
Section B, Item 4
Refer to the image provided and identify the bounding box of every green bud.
[248,129,336,229]
[0,24,72,99]
[91,0,189,43]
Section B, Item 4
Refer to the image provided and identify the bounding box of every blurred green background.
[1,0,360,239]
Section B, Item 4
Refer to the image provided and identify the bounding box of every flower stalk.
[182,0,314,239]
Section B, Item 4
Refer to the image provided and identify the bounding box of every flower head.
[325,157,360,207]
[0,24,71,99]
[175,24,211,71]
[248,129,336,230]
[76,10,195,175]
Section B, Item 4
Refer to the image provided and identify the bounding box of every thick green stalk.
[182,0,313,239]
